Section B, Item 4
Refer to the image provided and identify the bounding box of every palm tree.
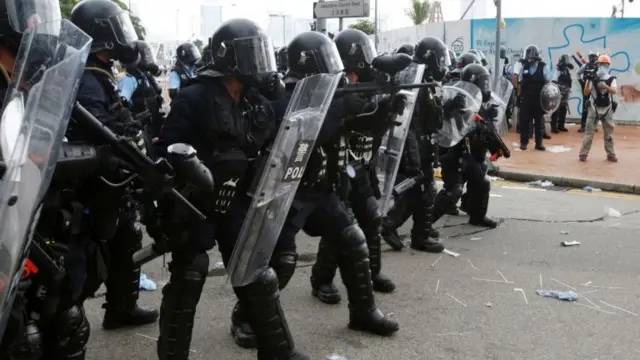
[405,0,430,25]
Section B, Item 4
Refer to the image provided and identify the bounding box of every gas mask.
[113,45,140,67]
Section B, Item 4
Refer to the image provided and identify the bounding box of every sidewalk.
[493,123,640,193]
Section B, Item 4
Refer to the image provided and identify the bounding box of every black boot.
[412,182,444,253]
[230,301,256,349]
[380,189,413,250]
[103,222,158,330]
[467,179,498,229]
[366,229,395,293]
[157,253,208,360]
[337,225,399,336]
[310,237,341,304]
[381,220,404,251]
[238,268,308,360]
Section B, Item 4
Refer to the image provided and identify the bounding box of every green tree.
[348,19,375,35]
[60,0,147,40]
[193,39,204,52]
[405,0,430,25]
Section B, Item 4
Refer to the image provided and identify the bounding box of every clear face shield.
[101,11,138,47]
[348,36,377,64]
[232,35,278,76]
[307,42,344,74]
[5,0,62,35]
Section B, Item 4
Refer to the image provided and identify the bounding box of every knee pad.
[271,252,297,290]
[338,224,368,259]
[362,196,383,227]
[242,267,279,300]
[53,305,90,359]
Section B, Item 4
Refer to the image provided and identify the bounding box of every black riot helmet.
[287,31,342,76]
[132,40,160,76]
[395,43,414,56]
[176,42,200,66]
[208,18,277,81]
[456,52,481,69]
[70,0,139,64]
[588,51,599,64]
[448,49,458,69]
[461,63,491,102]
[0,0,62,52]
[200,44,212,66]
[333,28,377,80]
[414,36,450,80]
[468,49,487,66]
[524,44,541,62]
[277,46,287,68]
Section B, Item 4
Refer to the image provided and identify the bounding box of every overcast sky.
[130,0,640,41]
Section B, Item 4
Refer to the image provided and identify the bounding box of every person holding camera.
[551,54,574,133]
[579,54,618,162]
[577,51,600,132]
[514,44,553,151]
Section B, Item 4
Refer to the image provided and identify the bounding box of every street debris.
[137,333,195,353]
[470,237,483,241]
[600,301,639,317]
[561,241,581,247]
[550,277,576,290]
[139,273,156,291]
[467,259,479,271]
[496,270,510,283]
[446,292,467,307]
[435,279,440,294]
[583,186,602,192]
[443,249,460,258]
[559,230,569,235]
[575,302,616,315]
[327,354,347,360]
[485,302,492,308]
[526,180,554,188]
[539,274,543,289]
[431,255,443,267]
[536,289,577,301]
[488,176,503,181]
[580,295,599,308]
[514,288,529,304]
[546,145,571,153]
[605,207,622,217]
[436,332,471,336]
[489,193,503,198]
[472,277,509,284]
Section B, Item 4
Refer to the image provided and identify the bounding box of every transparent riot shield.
[227,73,342,287]
[540,82,561,114]
[437,81,483,148]
[490,76,514,136]
[376,63,425,214]
[0,20,91,334]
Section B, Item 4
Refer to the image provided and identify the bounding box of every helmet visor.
[5,0,61,35]
[428,46,451,67]
[347,36,377,64]
[309,42,343,74]
[140,44,156,65]
[233,35,277,75]
[103,11,138,46]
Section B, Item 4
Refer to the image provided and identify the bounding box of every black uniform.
[69,0,159,330]
[551,55,573,133]
[518,45,547,150]
[122,40,166,139]
[433,64,498,229]
[169,42,200,100]
[578,53,599,132]
[226,30,399,353]
[154,19,311,360]
[381,36,449,253]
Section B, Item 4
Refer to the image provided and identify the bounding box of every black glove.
[443,93,466,115]
[486,103,499,121]
[391,93,408,115]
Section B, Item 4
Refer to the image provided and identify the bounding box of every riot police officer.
[433,64,499,229]
[551,54,573,133]
[382,36,449,253]
[69,0,159,330]
[276,45,288,73]
[154,19,306,359]
[168,42,200,99]
[395,43,414,56]
[514,44,552,150]
[444,51,481,83]
[118,40,166,139]
[310,28,398,306]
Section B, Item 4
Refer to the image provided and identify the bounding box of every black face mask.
[114,45,140,67]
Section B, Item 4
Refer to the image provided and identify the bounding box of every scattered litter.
[539,274,543,289]
[606,222,621,228]
[472,277,512,284]
[443,249,461,258]
[526,180,554,187]
[327,355,347,360]
[600,300,639,317]
[485,302,493,308]
[139,273,157,291]
[137,333,195,353]
[446,292,467,307]
[583,186,602,192]
[583,281,592,286]
[470,237,483,241]
[574,302,616,315]
[581,295,600,308]
[436,332,471,336]
[536,289,577,301]
[502,185,546,192]
[514,288,529,304]
[561,241,581,247]
[467,259,479,271]
[431,255,443,267]
[560,230,569,235]
[583,284,624,290]
[488,176,503,181]
[546,145,572,153]
[550,277,576,290]
[489,193,503,198]
[496,270,509,283]
[605,207,622,217]
[435,279,440,294]
[581,289,598,295]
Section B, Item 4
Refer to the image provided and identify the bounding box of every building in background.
[200,4,223,38]
[267,14,313,48]
[459,0,493,19]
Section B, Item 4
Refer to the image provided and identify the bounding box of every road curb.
[494,169,638,194]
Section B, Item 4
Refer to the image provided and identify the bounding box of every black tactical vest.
[557,68,572,87]
[171,63,192,88]
[128,70,159,116]
[593,77,616,108]
[520,62,546,101]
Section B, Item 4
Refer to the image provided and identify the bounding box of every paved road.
[84,180,640,360]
